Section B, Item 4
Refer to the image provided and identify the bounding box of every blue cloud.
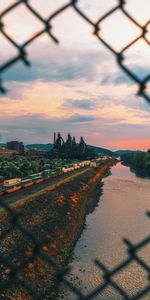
[63,99,96,110]
[68,115,96,123]
[2,50,102,83]
[101,74,131,85]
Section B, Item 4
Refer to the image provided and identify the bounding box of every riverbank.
[121,151,150,179]
[59,162,150,300]
[0,160,116,300]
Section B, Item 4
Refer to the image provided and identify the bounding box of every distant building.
[6,141,24,155]
[0,147,18,157]
[50,132,95,159]
[25,147,46,157]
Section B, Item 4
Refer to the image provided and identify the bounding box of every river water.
[57,163,150,300]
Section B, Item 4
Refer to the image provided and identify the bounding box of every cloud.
[0,0,149,152]
[68,115,97,123]
[62,99,96,110]
[0,106,149,150]
[2,45,107,84]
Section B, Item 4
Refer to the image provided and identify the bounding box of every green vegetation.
[88,145,114,157]
[121,150,150,178]
[26,143,53,151]
[25,143,114,156]
[0,157,72,182]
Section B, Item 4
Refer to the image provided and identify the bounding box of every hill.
[25,144,53,151]
[87,145,114,156]
[26,143,114,156]
[0,143,6,148]
[0,143,119,157]
[114,150,143,156]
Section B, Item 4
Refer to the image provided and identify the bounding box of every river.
[57,163,150,299]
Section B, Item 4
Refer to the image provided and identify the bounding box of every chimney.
[54,132,56,146]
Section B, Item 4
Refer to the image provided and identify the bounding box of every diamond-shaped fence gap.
[2,3,44,45]
[0,1,13,12]
[112,260,149,298]
[0,34,18,68]
[125,0,150,26]
[76,0,118,23]
[92,285,125,300]
[122,39,150,81]
[99,10,142,53]
[30,0,68,19]
[63,262,105,298]
[51,7,97,50]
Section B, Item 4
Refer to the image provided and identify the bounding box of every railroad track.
[0,167,91,207]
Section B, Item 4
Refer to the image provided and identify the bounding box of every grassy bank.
[0,160,116,300]
[121,151,150,178]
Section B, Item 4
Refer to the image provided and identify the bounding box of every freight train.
[0,169,58,196]
[0,160,99,196]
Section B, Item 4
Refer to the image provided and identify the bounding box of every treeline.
[121,150,150,178]
[0,157,55,182]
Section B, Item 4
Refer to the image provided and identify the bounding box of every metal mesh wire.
[0,0,150,102]
[0,1,150,299]
[0,195,150,299]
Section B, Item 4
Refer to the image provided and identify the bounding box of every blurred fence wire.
[0,1,150,299]
[0,0,150,103]
[0,194,150,299]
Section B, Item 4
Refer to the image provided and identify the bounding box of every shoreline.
[0,159,116,300]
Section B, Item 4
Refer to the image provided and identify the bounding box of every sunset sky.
[0,0,150,150]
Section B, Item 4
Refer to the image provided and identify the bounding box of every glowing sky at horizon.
[0,0,150,150]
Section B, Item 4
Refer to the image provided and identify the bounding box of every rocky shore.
[0,160,116,300]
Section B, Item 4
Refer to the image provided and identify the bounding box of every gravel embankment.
[0,160,116,300]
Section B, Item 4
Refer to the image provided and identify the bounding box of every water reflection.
[57,163,150,299]
[111,162,135,178]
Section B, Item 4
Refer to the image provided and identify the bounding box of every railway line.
[0,166,91,207]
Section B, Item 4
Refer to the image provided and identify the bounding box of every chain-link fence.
[0,1,150,299]
[0,0,150,102]
[0,165,150,300]
[0,187,150,299]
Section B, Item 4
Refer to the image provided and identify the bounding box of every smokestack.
[54,132,56,146]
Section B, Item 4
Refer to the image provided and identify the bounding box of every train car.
[90,161,97,168]
[55,167,63,176]
[4,183,22,193]
[42,169,52,180]
[51,171,58,177]
[4,178,21,185]
[21,178,34,188]
[32,176,44,184]
[29,172,42,178]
